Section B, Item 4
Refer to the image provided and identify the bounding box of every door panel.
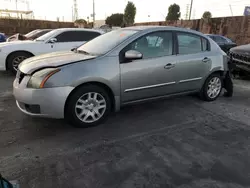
[174,32,211,92]
[120,31,177,103]
[120,55,178,102]
[174,52,211,92]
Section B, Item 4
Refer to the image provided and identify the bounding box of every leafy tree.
[124,1,136,26]
[202,11,212,19]
[74,19,87,25]
[166,4,181,21]
[105,13,124,27]
[202,11,212,25]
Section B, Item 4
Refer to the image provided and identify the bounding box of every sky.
[1,0,250,22]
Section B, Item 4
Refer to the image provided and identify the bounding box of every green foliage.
[166,3,181,21]
[124,1,136,25]
[202,11,212,19]
[74,19,87,25]
[202,11,212,24]
[105,13,124,27]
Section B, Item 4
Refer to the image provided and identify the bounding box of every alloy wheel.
[207,77,222,99]
[75,92,107,123]
[12,56,27,71]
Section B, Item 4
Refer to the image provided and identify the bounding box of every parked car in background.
[0,33,6,42]
[6,29,52,42]
[0,28,104,74]
[14,26,229,128]
[205,34,237,53]
[229,44,250,76]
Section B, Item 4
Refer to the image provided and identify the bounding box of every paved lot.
[1,72,250,188]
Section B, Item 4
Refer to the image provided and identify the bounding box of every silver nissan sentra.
[13,26,229,128]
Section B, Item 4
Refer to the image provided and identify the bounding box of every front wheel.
[65,85,111,128]
[200,74,222,101]
[7,52,32,74]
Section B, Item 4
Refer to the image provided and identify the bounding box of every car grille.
[16,70,25,84]
[230,51,250,64]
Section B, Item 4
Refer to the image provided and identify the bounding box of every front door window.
[126,31,173,59]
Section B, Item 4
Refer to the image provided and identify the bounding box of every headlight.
[27,68,60,89]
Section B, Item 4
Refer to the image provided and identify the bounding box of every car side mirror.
[125,50,142,60]
[48,38,57,43]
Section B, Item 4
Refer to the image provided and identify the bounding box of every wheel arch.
[202,68,225,85]
[5,50,35,70]
[64,81,117,116]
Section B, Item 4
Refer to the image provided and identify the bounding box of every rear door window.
[177,32,209,55]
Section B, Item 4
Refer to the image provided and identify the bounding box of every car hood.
[19,51,96,74]
[230,44,250,54]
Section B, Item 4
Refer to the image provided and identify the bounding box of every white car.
[0,28,104,74]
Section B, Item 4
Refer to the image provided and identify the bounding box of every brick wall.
[134,16,250,45]
[0,18,75,36]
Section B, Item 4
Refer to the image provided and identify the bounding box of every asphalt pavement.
[1,72,250,188]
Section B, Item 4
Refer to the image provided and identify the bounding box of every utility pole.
[73,0,78,21]
[93,0,95,27]
[189,0,193,20]
[15,0,19,18]
[185,4,190,20]
[229,4,233,16]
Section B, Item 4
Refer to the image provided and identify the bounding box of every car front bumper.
[13,77,74,119]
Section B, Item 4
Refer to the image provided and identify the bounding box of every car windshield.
[24,30,40,38]
[224,36,233,43]
[76,29,139,55]
[35,30,58,41]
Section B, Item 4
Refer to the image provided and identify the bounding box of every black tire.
[65,84,111,128]
[7,51,32,75]
[200,73,222,102]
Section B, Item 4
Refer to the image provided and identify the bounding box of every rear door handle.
[202,57,210,63]
[164,63,175,69]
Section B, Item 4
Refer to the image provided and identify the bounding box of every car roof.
[205,34,223,37]
[121,26,205,36]
[54,28,104,34]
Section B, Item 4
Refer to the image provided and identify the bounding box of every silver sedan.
[13,26,229,128]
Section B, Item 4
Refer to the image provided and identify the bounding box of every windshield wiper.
[77,50,90,55]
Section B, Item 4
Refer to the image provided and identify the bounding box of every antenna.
[73,0,78,21]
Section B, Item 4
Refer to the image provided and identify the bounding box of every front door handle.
[164,63,175,69]
[202,57,210,63]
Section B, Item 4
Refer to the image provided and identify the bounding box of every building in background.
[0,0,34,19]
[94,20,105,28]
[244,6,250,16]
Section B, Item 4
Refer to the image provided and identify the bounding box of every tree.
[105,13,124,27]
[124,1,136,26]
[202,11,212,20]
[202,11,212,24]
[74,19,87,25]
[166,4,181,21]
[202,11,213,33]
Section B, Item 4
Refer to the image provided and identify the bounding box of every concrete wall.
[134,16,250,45]
[0,18,75,36]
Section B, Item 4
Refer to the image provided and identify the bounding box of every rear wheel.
[7,52,32,74]
[65,85,111,128]
[200,73,222,101]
